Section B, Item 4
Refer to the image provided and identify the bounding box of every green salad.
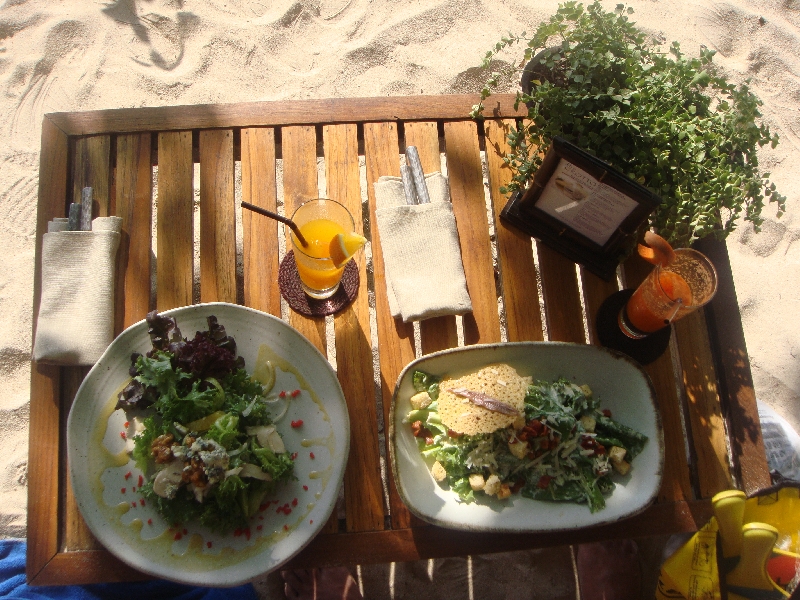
[117,311,294,534]
[405,368,647,512]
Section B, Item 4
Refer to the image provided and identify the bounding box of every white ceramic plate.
[67,303,349,586]
[389,342,664,532]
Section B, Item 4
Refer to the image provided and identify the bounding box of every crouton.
[608,446,627,465]
[483,474,502,496]
[580,415,596,433]
[608,446,630,475]
[496,484,512,500]
[508,438,529,460]
[469,473,486,491]
[410,391,432,410]
[431,461,447,482]
[612,460,631,476]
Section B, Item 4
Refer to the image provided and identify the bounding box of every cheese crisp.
[438,364,531,435]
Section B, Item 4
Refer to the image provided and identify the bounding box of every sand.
[1,0,798,593]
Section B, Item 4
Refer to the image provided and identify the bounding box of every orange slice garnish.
[329,231,367,268]
[637,231,676,266]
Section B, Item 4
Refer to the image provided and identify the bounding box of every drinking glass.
[618,248,718,339]
[290,198,354,300]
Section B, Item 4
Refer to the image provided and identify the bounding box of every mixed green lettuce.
[119,311,294,533]
[407,371,647,512]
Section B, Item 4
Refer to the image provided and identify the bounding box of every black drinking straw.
[241,201,309,248]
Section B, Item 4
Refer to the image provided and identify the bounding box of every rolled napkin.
[33,216,123,365]
[374,172,472,322]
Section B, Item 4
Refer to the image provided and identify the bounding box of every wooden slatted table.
[28,94,770,584]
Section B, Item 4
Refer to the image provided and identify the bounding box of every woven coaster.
[278,250,359,317]
[596,289,671,366]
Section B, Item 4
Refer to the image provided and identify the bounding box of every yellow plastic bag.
[657,483,800,600]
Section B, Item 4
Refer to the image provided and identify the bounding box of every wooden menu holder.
[500,137,661,281]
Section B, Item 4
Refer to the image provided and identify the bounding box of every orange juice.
[625,270,693,333]
[292,218,347,292]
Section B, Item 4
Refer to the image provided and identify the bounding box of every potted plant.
[471,1,785,248]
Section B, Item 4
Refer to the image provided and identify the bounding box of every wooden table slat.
[483,118,544,343]
[156,131,194,311]
[27,117,70,582]
[673,310,734,495]
[405,121,460,354]
[537,245,586,344]
[443,121,501,345]
[64,137,126,552]
[114,133,153,331]
[280,119,338,561]
[580,267,619,346]
[324,123,386,533]
[241,127,282,316]
[695,237,770,494]
[46,94,527,137]
[282,125,327,351]
[27,344,62,580]
[363,121,416,530]
[199,129,237,303]
[62,367,97,551]
[72,135,111,217]
[621,255,694,503]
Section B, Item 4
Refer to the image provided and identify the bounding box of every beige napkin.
[33,216,123,365]
[374,172,472,322]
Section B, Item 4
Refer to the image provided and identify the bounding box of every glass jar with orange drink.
[290,199,366,300]
[618,241,718,339]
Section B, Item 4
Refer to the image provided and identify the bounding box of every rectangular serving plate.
[389,342,664,533]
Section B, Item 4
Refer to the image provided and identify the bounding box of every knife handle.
[68,203,82,231]
[405,146,431,204]
[80,187,93,231]
[400,165,417,205]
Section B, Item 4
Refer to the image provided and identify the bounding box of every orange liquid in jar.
[626,270,693,333]
[293,218,346,291]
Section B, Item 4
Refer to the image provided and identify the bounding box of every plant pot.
[520,47,561,100]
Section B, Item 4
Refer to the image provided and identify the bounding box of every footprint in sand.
[695,0,762,60]
[7,18,92,146]
[738,218,787,257]
[0,153,39,237]
[101,0,199,71]
[446,59,517,94]
[336,3,468,87]
[694,0,800,85]
[783,230,800,264]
